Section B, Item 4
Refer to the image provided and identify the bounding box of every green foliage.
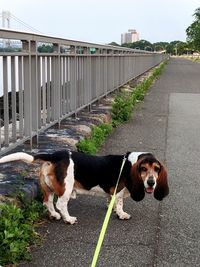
[192,56,200,62]
[122,39,153,51]
[0,196,45,265]
[108,42,120,46]
[76,123,113,154]
[165,41,189,55]
[92,123,113,147]
[76,138,97,155]
[37,44,53,53]
[186,8,200,51]
[121,38,191,55]
[0,47,22,52]
[153,42,169,51]
[111,94,133,126]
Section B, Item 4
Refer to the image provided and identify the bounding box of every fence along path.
[0,29,167,155]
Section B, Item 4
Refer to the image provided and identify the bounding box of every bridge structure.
[0,19,167,155]
[0,10,42,48]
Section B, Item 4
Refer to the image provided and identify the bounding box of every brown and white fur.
[0,150,169,224]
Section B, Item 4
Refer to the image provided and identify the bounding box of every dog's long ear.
[154,163,169,201]
[128,161,145,202]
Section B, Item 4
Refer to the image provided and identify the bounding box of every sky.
[0,0,199,45]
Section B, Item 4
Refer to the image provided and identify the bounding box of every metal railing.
[0,29,167,155]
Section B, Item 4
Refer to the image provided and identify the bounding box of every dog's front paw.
[64,216,78,225]
[118,212,131,220]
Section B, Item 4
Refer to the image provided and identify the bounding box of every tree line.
[109,40,188,55]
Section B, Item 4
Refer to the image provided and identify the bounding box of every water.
[0,56,49,97]
[0,57,4,96]
[0,57,15,97]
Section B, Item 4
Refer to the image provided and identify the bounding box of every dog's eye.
[141,166,147,172]
[154,166,160,172]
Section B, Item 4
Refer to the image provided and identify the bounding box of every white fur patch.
[42,162,53,189]
[127,152,147,165]
[0,152,34,164]
[56,158,77,224]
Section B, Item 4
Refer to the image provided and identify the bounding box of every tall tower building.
[2,10,11,28]
[121,29,139,44]
[1,11,11,47]
[129,29,139,42]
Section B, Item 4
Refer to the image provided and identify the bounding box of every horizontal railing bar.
[0,52,157,57]
[0,29,152,53]
[0,52,29,56]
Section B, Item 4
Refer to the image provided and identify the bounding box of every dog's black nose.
[147,177,155,187]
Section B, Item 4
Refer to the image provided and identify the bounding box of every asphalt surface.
[19,58,200,267]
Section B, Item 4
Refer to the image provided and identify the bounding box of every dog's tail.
[0,152,34,164]
[0,150,70,164]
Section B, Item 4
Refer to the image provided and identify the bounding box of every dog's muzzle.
[145,176,156,194]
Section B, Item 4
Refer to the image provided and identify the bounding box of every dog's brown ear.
[154,163,169,201]
[128,161,145,202]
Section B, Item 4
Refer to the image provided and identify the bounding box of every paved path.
[19,58,200,267]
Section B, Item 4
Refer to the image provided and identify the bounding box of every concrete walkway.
[19,58,200,267]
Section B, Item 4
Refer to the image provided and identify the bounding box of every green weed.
[0,195,45,265]
[76,123,113,154]
[76,138,97,154]
[111,94,133,126]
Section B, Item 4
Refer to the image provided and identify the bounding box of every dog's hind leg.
[43,192,61,220]
[40,171,61,220]
[56,192,77,224]
[55,159,77,224]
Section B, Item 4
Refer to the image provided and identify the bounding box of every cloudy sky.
[0,0,199,44]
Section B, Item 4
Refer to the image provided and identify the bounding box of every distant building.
[121,29,139,44]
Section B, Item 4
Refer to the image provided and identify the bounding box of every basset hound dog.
[0,150,169,224]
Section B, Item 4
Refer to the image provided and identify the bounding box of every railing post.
[11,56,16,142]
[95,48,100,100]
[22,40,38,147]
[30,40,38,138]
[87,47,92,111]
[101,49,106,96]
[22,40,32,147]
[2,56,9,146]
[107,49,114,93]
[52,43,61,125]
[83,47,89,107]
[70,45,77,115]
[18,56,24,139]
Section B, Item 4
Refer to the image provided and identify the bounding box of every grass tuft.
[0,195,46,265]
[76,123,113,154]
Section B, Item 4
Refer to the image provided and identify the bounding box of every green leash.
[91,156,127,267]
